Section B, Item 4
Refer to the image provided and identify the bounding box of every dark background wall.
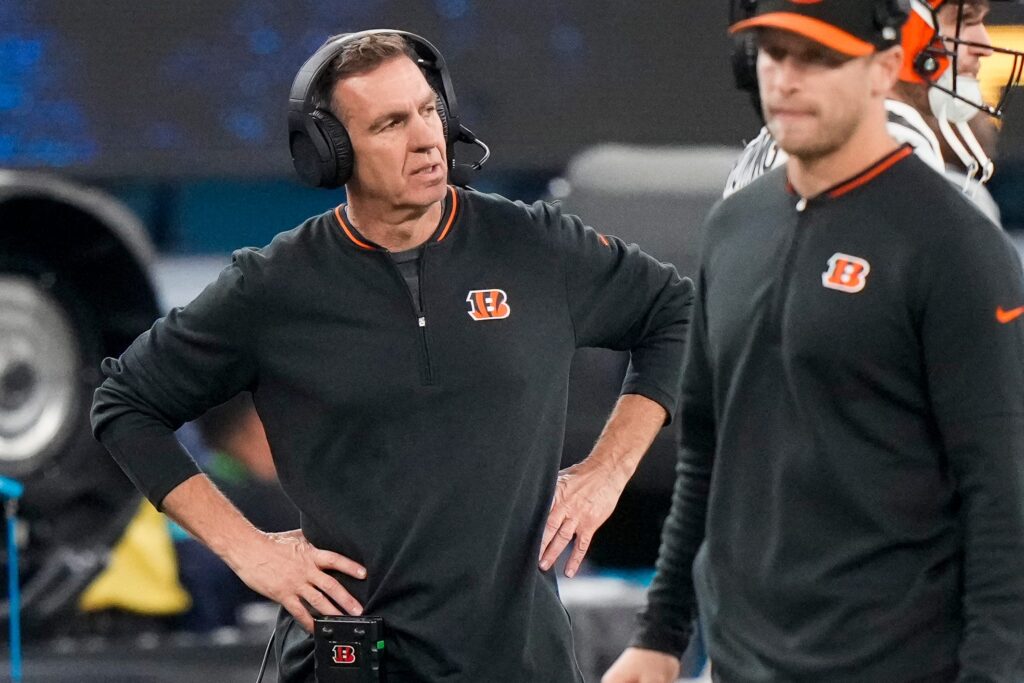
[2,1,1023,248]
[0,1,770,177]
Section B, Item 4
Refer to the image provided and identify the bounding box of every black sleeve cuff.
[620,380,679,425]
[629,608,693,658]
[100,419,203,511]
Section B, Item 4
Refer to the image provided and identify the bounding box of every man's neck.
[346,194,445,252]
[787,115,901,198]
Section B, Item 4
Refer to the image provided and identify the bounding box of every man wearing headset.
[604,2,1024,681]
[91,31,692,682]
[723,0,1022,225]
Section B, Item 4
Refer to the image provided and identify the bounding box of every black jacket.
[92,185,693,683]
[635,148,1024,683]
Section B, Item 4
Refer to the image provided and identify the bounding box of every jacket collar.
[333,185,460,251]
[785,144,913,201]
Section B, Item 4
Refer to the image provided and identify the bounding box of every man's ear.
[871,45,904,98]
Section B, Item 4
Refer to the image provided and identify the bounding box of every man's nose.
[966,24,994,57]
[762,55,802,96]
[410,111,442,152]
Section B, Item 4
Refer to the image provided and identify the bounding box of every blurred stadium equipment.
[554,145,739,567]
[0,171,158,634]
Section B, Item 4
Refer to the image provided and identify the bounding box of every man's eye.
[813,54,844,68]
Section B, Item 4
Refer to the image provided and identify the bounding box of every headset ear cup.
[311,109,353,188]
[434,92,451,144]
[434,91,459,171]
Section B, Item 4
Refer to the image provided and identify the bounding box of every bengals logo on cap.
[822,252,870,293]
[466,289,511,321]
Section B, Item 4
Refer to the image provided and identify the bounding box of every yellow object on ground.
[79,499,191,615]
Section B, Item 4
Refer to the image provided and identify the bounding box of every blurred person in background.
[724,0,1024,225]
[91,30,692,682]
[605,1,1024,681]
[191,391,297,534]
[175,392,299,632]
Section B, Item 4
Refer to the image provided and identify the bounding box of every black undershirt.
[342,202,441,314]
[389,247,423,313]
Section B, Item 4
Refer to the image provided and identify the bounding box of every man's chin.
[399,181,449,209]
[773,133,834,162]
[422,178,449,201]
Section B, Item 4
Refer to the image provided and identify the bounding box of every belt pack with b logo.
[314,616,386,683]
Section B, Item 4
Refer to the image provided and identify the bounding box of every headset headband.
[287,29,459,120]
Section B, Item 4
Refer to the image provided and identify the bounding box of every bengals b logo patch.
[822,253,870,294]
[467,289,510,321]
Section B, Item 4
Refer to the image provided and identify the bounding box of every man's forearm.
[162,472,368,632]
[631,452,710,656]
[161,472,265,569]
[582,393,668,486]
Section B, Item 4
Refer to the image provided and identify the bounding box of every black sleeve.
[90,249,263,509]
[918,220,1024,681]
[531,200,694,421]
[630,266,715,656]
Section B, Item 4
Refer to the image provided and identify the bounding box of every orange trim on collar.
[436,186,459,242]
[334,187,458,249]
[826,145,913,198]
[333,206,376,250]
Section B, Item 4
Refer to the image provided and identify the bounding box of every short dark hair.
[314,33,419,119]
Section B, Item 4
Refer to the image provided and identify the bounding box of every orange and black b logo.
[822,253,870,294]
[466,289,511,321]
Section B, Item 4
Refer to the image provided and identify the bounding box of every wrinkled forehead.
[334,56,434,120]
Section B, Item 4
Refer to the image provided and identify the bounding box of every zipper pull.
[418,316,426,328]
[796,197,808,212]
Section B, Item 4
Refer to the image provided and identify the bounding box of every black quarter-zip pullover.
[635,149,1024,682]
[92,185,693,683]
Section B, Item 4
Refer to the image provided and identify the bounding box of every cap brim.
[729,13,876,57]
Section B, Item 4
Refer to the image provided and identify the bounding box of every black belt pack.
[314,615,386,682]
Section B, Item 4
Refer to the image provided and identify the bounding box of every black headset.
[287,29,487,189]
[729,0,762,119]
[729,0,911,119]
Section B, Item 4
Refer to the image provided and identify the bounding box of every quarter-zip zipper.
[382,249,435,385]
[766,198,810,344]
[415,250,435,385]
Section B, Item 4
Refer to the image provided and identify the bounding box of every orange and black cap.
[730,0,907,57]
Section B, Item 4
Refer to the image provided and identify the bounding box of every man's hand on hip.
[160,474,367,633]
[602,647,681,683]
[538,393,668,577]
[228,528,367,632]
[539,458,629,577]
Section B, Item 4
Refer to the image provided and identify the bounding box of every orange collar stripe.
[334,186,459,249]
[827,146,913,199]
[437,186,459,242]
[333,205,375,250]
